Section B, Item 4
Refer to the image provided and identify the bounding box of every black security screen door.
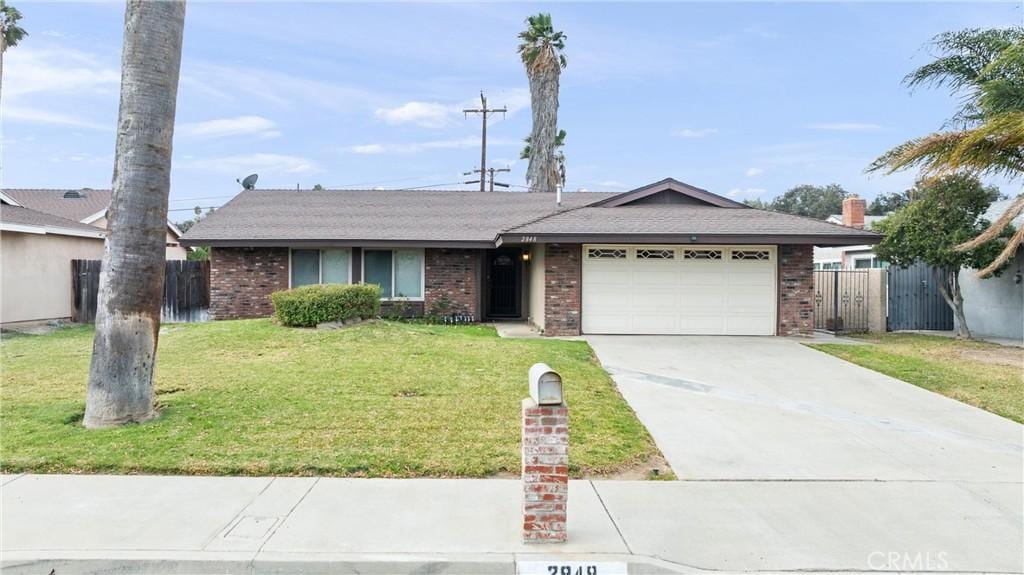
[487,250,521,318]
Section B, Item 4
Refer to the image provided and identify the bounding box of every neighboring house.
[957,197,1024,344]
[181,178,879,336]
[1,188,188,260]
[813,196,889,270]
[0,194,107,326]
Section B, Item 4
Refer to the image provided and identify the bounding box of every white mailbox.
[529,363,564,406]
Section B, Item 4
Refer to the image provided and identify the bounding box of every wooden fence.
[71,260,210,324]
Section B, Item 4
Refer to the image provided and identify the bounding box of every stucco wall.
[92,216,187,260]
[958,247,1024,343]
[0,230,106,325]
[527,244,545,332]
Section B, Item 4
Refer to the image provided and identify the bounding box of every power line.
[463,91,506,193]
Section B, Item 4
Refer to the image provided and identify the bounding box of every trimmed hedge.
[271,284,381,327]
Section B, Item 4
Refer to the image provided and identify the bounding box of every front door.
[487,250,521,318]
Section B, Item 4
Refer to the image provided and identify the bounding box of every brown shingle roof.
[506,204,883,239]
[182,189,617,245]
[2,189,112,223]
[0,204,108,236]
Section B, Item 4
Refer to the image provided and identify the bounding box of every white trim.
[288,247,353,289]
[360,247,426,301]
[0,191,22,206]
[80,209,108,225]
[0,221,107,239]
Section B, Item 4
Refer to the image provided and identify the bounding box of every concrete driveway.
[586,335,1023,572]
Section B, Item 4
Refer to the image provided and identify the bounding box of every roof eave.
[497,232,882,246]
[180,238,498,249]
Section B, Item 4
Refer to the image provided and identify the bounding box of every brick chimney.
[842,195,866,229]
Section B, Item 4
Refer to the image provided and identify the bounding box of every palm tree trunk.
[526,58,560,193]
[84,0,186,429]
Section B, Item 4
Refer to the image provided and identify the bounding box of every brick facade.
[424,248,480,319]
[209,247,288,320]
[543,244,582,336]
[777,244,814,337]
[522,398,569,543]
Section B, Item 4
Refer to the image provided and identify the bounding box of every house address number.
[520,236,537,243]
[517,561,627,575]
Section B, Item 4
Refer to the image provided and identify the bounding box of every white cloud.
[345,136,516,155]
[179,116,280,140]
[745,167,764,177]
[4,47,120,99]
[181,153,318,175]
[3,106,109,130]
[807,122,882,132]
[727,187,767,200]
[672,128,718,138]
[375,102,453,128]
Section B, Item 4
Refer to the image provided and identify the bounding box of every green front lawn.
[809,333,1024,423]
[1,320,660,477]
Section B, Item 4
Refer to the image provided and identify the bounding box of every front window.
[290,248,351,287]
[364,249,423,300]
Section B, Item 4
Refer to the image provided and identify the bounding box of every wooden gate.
[813,270,871,334]
[887,262,953,331]
[71,260,210,323]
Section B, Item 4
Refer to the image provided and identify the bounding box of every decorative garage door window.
[587,248,627,259]
[731,249,771,261]
[683,249,723,260]
[636,248,675,260]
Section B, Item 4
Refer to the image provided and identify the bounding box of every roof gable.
[589,178,747,209]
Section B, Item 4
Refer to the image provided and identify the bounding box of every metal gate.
[813,270,870,334]
[887,262,953,331]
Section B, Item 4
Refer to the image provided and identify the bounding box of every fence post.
[522,363,568,543]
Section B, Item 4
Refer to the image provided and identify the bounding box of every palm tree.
[521,128,566,186]
[868,27,1024,278]
[0,0,28,103]
[84,0,186,429]
[518,13,566,193]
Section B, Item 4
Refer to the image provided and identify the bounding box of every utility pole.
[463,91,506,192]
[463,166,511,191]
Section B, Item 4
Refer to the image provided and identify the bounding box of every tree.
[869,28,1024,181]
[744,184,849,220]
[867,28,1024,276]
[866,190,912,216]
[0,0,28,103]
[521,128,566,185]
[312,184,324,191]
[84,0,186,429]
[873,175,1010,339]
[518,13,566,193]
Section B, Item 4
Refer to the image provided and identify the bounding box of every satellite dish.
[237,174,258,190]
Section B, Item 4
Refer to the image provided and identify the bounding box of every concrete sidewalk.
[3,474,1022,574]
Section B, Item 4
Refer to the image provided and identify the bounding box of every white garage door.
[582,245,777,335]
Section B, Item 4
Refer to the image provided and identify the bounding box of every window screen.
[291,249,320,287]
[321,249,350,284]
[364,250,393,298]
[394,250,423,298]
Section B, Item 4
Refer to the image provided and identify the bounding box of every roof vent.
[63,190,84,199]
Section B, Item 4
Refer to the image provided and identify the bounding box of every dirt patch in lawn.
[957,348,1024,368]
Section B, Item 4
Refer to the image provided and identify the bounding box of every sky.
[2,1,1021,221]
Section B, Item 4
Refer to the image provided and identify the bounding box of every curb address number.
[517,561,627,575]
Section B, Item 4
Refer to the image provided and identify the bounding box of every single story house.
[813,196,889,270]
[181,178,881,336]
[957,197,1023,344]
[1,196,107,326]
[1,188,188,259]
[1,188,189,327]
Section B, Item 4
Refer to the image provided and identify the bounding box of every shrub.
[271,284,381,327]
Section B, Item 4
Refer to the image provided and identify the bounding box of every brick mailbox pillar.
[522,363,569,543]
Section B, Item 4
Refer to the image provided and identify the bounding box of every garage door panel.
[582,245,777,336]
